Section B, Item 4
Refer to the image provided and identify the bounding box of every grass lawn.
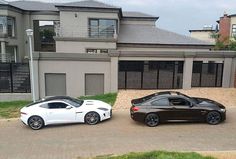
[0,101,31,118]
[79,93,117,106]
[0,93,117,119]
[94,151,215,159]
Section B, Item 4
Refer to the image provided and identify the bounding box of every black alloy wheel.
[85,112,100,125]
[28,116,44,130]
[145,113,160,127]
[206,111,221,125]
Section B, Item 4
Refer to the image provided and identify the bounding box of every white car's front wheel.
[85,112,100,125]
[28,116,44,130]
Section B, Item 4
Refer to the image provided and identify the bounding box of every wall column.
[229,57,236,87]
[109,50,120,93]
[1,41,6,62]
[32,53,40,100]
[222,58,233,88]
[183,57,193,89]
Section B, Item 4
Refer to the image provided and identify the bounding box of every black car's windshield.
[65,98,84,107]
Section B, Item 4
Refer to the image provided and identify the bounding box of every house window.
[232,24,236,38]
[33,20,60,52]
[6,46,17,62]
[0,16,15,37]
[89,19,117,38]
[86,49,108,54]
[7,17,15,37]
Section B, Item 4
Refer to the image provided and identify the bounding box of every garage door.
[85,74,104,95]
[45,73,66,96]
[118,61,183,89]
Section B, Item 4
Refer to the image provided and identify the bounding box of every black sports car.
[130,91,226,127]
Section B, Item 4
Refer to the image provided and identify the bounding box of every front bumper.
[100,109,112,121]
[220,111,226,121]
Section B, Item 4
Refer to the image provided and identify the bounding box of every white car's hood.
[83,100,111,109]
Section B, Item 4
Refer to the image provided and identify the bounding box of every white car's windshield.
[65,98,84,107]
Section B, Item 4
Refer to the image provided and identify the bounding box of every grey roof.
[0,0,8,5]
[57,0,120,9]
[118,24,212,45]
[122,11,158,19]
[9,1,58,11]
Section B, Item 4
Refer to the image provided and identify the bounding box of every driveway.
[1,108,236,159]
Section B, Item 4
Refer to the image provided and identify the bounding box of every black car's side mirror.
[189,103,194,107]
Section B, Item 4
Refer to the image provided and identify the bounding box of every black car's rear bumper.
[130,109,146,123]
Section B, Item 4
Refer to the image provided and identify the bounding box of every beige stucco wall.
[60,11,119,37]
[190,31,215,43]
[56,41,116,53]
[38,60,112,98]
[0,10,26,62]
[0,9,60,62]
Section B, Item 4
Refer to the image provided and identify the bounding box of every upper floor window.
[89,19,117,38]
[86,49,108,54]
[232,24,236,38]
[0,16,15,37]
[33,20,60,52]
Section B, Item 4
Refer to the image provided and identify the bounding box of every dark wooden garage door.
[118,61,183,89]
[192,61,223,87]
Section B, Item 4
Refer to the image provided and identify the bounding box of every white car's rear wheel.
[85,112,100,125]
[28,116,44,130]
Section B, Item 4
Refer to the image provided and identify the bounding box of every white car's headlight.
[220,108,226,112]
[97,107,109,111]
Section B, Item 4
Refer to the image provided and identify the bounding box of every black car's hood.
[193,97,225,109]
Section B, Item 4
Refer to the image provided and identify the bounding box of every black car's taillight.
[132,106,139,111]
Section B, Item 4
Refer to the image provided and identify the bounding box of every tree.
[211,32,236,51]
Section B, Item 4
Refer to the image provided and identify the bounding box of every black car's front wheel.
[85,112,100,125]
[206,111,221,125]
[145,113,160,127]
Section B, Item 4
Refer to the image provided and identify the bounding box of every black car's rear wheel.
[206,111,221,125]
[145,113,159,127]
[85,112,100,125]
[28,116,44,130]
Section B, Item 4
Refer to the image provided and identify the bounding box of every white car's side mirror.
[66,106,73,109]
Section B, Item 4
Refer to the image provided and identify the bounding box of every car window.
[39,103,49,109]
[48,102,68,109]
[64,99,83,107]
[168,98,190,106]
[151,98,169,106]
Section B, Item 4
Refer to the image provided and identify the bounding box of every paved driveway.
[0,108,236,159]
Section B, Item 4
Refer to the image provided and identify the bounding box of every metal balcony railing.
[0,53,16,63]
[56,25,117,39]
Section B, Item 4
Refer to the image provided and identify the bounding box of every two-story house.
[0,0,236,101]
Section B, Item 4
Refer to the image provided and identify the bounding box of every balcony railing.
[56,25,117,39]
[0,53,16,63]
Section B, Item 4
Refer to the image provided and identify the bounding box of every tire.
[206,111,221,125]
[85,112,100,125]
[145,113,160,127]
[28,116,44,130]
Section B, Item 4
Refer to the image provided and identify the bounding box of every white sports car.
[20,96,112,130]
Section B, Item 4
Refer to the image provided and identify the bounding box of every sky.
[8,0,236,36]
